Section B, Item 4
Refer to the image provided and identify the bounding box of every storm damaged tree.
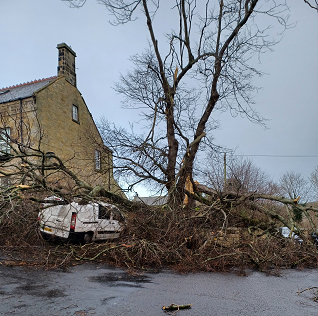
[93,0,291,207]
[185,151,318,242]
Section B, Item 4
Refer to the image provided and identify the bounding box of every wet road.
[0,263,317,316]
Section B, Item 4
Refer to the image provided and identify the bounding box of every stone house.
[0,43,123,197]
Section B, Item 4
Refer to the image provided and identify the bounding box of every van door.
[96,204,120,239]
[40,203,72,239]
[56,204,72,233]
[76,203,97,233]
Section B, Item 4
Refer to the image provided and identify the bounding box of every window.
[0,128,10,155]
[98,204,112,220]
[72,105,79,122]
[95,150,101,170]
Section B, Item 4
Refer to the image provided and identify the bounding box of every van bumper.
[40,230,68,242]
[40,229,84,243]
[68,231,85,243]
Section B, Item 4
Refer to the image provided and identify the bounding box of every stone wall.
[34,77,124,196]
[0,78,124,197]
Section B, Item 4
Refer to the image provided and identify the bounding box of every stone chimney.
[57,43,77,87]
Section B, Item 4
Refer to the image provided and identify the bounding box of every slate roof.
[133,196,168,206]
[0,76,57,104]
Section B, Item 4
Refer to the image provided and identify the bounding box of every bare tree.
[310,166,318,200]
[278,171,312,226]
[61,1,318,241]
[83,0,291,207]
[206,155,279,195]
[279,171,311,202]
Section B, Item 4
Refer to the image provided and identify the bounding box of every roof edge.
[0,76,58,92]
[33,76,63,95]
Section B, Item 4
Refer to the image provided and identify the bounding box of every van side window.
[98,204,112,220]
[112,209,124,222]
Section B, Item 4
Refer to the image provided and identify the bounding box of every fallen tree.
[191,182,318,239]
[1,141,318,272]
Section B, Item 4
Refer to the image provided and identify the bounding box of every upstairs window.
[72,105,79,122]
[95,150,101,170]
[0,128,10,155]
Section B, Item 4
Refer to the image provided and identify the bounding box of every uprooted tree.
[1,116,318,243]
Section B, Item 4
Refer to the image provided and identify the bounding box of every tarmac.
[0,263,318,315]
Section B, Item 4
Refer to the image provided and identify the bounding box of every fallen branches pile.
[1,138,318,272]
[1,200,318,273]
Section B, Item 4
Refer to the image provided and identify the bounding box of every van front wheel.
[83,232,93,244]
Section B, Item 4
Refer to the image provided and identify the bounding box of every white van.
[38,197,125,243]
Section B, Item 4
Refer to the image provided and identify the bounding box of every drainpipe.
[108,153,111,191]
[19,98,25,185]
[224,152,226,191]
[19,98,23,145]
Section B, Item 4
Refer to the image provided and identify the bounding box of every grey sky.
[0,0,318,192]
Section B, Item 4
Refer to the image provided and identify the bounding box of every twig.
[72,244,125,261]
[162,303,192,314]
[297,287,318,302]
[202,252,241,263]
[297,287,318,295]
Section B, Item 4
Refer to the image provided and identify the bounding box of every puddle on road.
[89,272,152,288]
[18,284,46,291]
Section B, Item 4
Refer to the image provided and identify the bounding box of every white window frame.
[95,150,101,170]
[0,127,10,155]
[72,104,79,122]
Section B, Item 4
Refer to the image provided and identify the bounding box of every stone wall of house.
[0,97,40,154]
[33,77,124,196]
[0,97,40,186]
[0,78,124,197]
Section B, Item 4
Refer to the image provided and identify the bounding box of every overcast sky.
[1,0,318,194]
